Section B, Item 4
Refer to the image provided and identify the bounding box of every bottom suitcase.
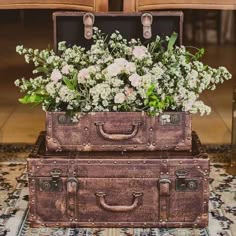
[27,131,209,228]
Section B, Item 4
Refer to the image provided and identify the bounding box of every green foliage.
[145,84,173,116]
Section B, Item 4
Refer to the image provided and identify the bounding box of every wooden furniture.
[0,0,108,11]
[124,0,236,11]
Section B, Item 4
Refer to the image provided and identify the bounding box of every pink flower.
[106,63,122,77]
[132,46,148,60]
[77,68,90,83]
[129,73,141,87]
[61,65,71,75]
[114,93,126,104]
[125,87,134,96]
[51,69,62,83]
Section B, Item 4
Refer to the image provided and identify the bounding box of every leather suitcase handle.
[67,177,78,218]
[94,121,141,141]
[95,192,143,212]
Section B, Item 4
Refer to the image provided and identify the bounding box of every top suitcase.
[46,12,189,153]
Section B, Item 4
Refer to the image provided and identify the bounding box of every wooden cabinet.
[0,0,108,11]
[124,0,236,11]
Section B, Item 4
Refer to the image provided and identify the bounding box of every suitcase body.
[28,131,209,228]
[47,12,188,152]
[46,111,191,152]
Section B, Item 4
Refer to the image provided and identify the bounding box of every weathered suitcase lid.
[29,131,207,160]
[53,11,183,50]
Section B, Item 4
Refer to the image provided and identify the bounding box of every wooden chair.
[124,0,236,12]
[0,0,108,11]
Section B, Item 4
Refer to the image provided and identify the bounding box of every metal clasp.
[141,13,153,39]
[39,169,62,192]
[83,12,95,39]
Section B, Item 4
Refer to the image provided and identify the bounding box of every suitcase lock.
[175,169,198,191]
[39,169,63,192]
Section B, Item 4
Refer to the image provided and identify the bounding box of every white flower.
[61,65,71,75]
[51,69,62,83]
[114,92,126,104]
[132,46,148,60]
[129,73,141,87]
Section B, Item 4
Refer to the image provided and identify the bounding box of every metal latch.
[141,13,153,39]
[39,169,63,192]
[83,13,95,39]
[175,169,198,192]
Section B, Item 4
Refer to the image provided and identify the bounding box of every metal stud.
[179,161,182,164]
[166,172,169,175]
[152,142,156,146]
[197,166,201,169]
[143,161,146,164]
[99,161,103,164]
[128,161,130,164]
[54,161,57,164]
[114,161,117,164]
[149,128,153,132]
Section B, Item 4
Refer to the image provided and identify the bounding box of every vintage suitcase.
[46,111,191,152]
[45,11,190,152]
[28,131,209,228]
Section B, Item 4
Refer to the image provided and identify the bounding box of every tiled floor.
[0,11,235,144]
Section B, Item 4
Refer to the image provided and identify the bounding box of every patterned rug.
[0,144,235,236]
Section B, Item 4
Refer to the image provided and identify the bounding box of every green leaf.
[18,94,31,104]
[18,94,43,104]
[35,66,49,73]
[72,72,78,88]
[168,32,178,51]
[63,77,74,90]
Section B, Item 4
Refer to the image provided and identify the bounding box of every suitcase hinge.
[83,13,95,39]
[141,13,153,39]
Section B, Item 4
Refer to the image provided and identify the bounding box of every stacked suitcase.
[27,12,210,228]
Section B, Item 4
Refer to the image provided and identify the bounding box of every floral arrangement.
[15,28,231,119]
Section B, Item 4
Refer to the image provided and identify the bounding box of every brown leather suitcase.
[46,111,191,152]
[28,131,209,228]
[45,11,190,152]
